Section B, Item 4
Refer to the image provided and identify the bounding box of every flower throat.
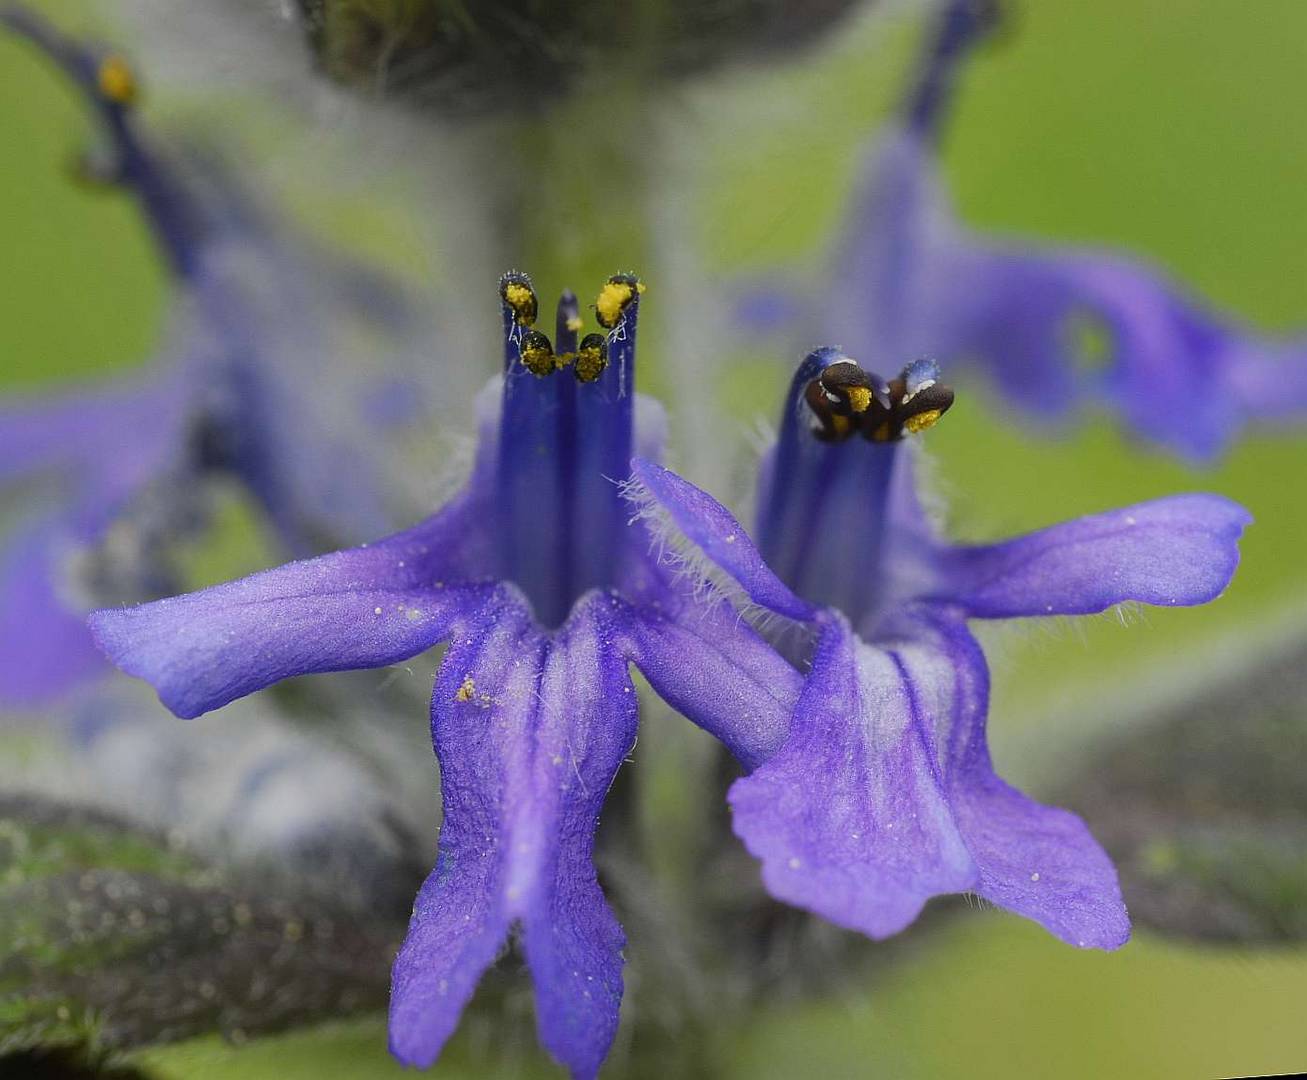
[757,348,954,629]
[495,271,644,628]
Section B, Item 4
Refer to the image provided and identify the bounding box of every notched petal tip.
[389,596,630,1078]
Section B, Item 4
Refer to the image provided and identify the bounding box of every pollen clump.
[595,282,631,327]
[519,330,557,377]
[595,276,644,329]
[503,281,537,326]
[98,56,138,105]
[903,409,942,434]
[455,675,476,702]
[566,315,584,333]
[574,334,609,383]
[845,386,873,414]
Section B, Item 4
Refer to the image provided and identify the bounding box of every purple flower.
[627,345,1249,950]
[1,7,428,704]
[89,274,800,1078]
[741,0,1307,461]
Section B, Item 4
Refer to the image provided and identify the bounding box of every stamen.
[803,357,886,442]
[885,366,954,438]
[574,334,608,383]
[97,55,137,105]
[595,272,645,330]
[495,269,641,627]
[803,356,953,443]
[500,272,538,327]
[519,330,557,377]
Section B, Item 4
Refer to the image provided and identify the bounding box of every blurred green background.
[3,0,1307,1077]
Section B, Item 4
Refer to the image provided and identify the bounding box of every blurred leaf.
[1060,629,1307,943]
[719,916,1307,1080]
[0,795,402,1058]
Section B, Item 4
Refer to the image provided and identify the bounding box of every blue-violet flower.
[628,345,1250,949]
[89,274,802,1078]
[739,0,1307,461]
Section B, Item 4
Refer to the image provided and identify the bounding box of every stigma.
[805,356,953,443]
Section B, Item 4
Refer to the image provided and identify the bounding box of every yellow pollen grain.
[595,281,634,327]
[872,420,892,442]
[566,316,584,332]
[904,409,942,434]
[98,56,138,105]
[846,386,872,413]
[830,414,851,437]
[455,675,476,702]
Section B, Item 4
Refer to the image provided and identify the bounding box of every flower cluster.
[1,3,1272,1078]
[91,276,1247,1075]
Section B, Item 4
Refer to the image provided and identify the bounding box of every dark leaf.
[0,795,405,1056]
[1060,633,1307,943]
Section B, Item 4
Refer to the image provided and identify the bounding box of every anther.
[500,272,538,327]
[97,55,138,106]
[883,359,954,439]
[595,273,644,330]
[574,334,609,383]
[804,356,953,443]
[804,358,884,442]
[519,330,557,377]
[820,359,886,414]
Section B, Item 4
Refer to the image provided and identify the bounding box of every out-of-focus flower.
[294,0,868,115]
[740,0,1307,460]
[0,7,432,706]
[88,274,801,1079]
[628,346,1249,949]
